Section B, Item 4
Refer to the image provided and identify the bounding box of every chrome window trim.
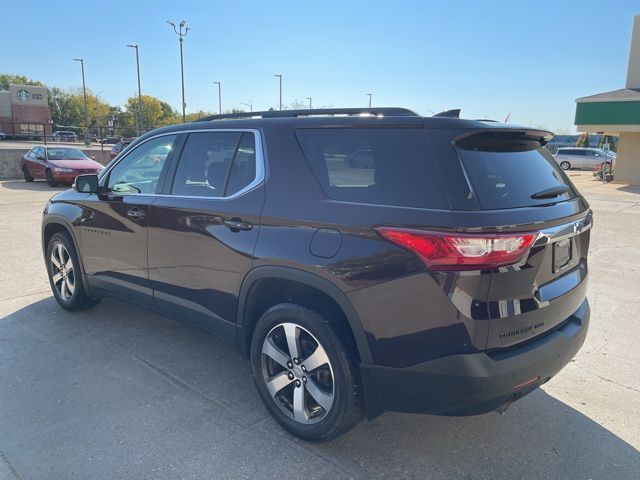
[99,128,266,201]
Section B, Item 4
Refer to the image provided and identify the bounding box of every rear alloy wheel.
[46,232,99,311]
[251,303,363,442]
[46,169,57,187]
[23,166,34,182]
[560,161,571,170]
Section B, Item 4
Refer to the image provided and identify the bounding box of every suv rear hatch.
[451,127,591,349]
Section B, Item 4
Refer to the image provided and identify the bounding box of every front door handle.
[126,207,146,218]
[223,218,253,231]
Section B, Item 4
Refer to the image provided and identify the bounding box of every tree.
[125,95,165,131]
[576,133,590,147]
[0,73,44,91]
[599,134,617,153]
[48,87,82,127]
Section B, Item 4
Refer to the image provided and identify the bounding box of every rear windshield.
[296,128,448,209]
[458,147,576,209]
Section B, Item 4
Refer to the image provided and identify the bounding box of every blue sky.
[2,0,638,132]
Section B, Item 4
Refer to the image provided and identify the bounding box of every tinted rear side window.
[458,147,576,210]
[296,128,448,209]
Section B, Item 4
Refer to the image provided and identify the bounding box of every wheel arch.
[236,266,383,419]
[236,266,372,365]
[42,216,93,296]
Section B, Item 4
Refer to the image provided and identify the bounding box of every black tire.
[46,232,100,311]
[251,303,363,442]
[23,166,34,182]
[560,161,571,170]
[46,169,57,187]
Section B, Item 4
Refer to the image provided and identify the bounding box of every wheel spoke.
[60,279,69,300]
[52,272,63,284]
[265,372,293,398]
[64,257,73,272]
[262,336,290,368]
[51,252,62,269]
[66,275,75,294]
[57,244,65,266]
[283,323,300,360]
[293,384,309,422]
[305,377,334,412]
[301,344,330,372]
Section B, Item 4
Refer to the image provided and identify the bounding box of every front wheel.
[23,166,34,182]
[46,170,57,187]
[46,232,99,311]
[251,303,363,442]
[560,161,571,170]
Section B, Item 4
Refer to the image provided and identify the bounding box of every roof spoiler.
[433,109,461,118]
[454,128,554,152]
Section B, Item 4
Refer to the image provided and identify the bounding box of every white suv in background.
[554,147,616,170]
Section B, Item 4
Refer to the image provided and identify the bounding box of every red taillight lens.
[375,227,538,271]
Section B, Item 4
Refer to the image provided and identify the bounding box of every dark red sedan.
[21,146,104,187]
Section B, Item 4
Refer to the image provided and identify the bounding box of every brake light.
[375,227,538,271]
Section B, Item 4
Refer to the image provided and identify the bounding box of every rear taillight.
[375,227,538,271]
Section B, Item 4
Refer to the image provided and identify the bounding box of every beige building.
[0,84,52,137]
[575,16,640,184]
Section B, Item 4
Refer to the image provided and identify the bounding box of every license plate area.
[553,238,572,272]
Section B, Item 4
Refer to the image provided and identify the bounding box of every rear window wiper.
[530,185,570,199]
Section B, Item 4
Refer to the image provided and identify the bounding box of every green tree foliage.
[0,73,44,90]
[599,134,617,152]
[48,87,82,127]
[576,133,590,148]
[125,95,171,130]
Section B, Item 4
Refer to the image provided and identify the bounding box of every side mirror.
[37,154,46,161]
[75,174,99,194]
[91,155,96,160]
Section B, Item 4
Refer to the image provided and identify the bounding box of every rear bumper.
[361,298,589,416]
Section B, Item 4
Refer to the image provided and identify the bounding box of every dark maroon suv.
[41,108,591,441]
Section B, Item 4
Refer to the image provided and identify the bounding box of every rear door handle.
[223,218,253,231]
[126,207,146,218]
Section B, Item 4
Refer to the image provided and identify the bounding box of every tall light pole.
[73,58,90,145]
[242,101,253,112]
[127,44,143,135]
[167,20,190,122]
[274,74,282,110]
[213,81,222,114]
[306,97,312,109]
[366,93,372,108]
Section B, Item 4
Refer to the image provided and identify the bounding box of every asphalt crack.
[573,363,640,394]
[0,449,22,480]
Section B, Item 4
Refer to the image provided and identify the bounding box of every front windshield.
[46,148,90,160]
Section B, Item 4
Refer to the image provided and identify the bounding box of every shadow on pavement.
[1,296,638,479]
[1,179,67,191]
[616,184,640,196]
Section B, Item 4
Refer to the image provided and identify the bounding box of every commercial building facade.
[0,84,52,137]
[575,16,640,185]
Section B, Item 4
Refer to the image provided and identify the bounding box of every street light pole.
[214,81,222,114]
[274,74,282,110]
[306,97,312,109]
[366,93,372,108]
[242,101,253,112]
[73,58,90,145]
[167,20,190,122]
[127,44,143,135]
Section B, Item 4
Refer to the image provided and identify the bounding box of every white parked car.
[554,147,616,170]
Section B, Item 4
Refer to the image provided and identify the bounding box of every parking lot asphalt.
[1,172,639,480]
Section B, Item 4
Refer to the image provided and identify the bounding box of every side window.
[296,128,448,208]
[107,135,176,194]
[171,131,257,198]
[226,133,257,196]
[27,149,35,159]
